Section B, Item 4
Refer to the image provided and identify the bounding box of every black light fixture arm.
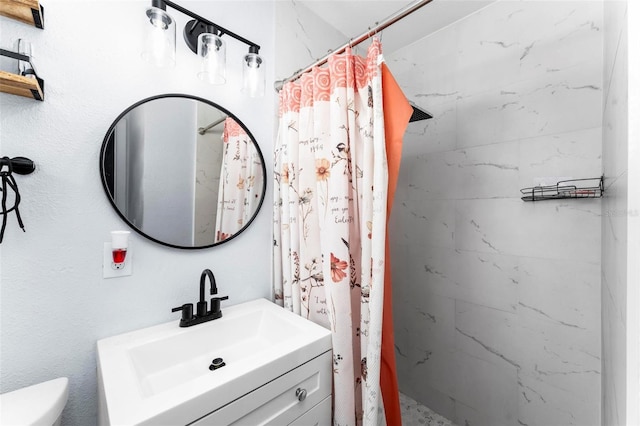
[151,0,260,53]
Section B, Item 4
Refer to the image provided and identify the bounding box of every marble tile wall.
[386,1,603,425]
[600,1,639,425]
[274,0,348,83]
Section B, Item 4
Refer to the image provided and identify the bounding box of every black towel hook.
[0,156,35,243]
[0,157,35,175]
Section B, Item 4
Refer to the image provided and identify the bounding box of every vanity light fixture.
[197,32,226,85]
[142,0,264,96]
[142,6,176,67]
[242,45,265,98]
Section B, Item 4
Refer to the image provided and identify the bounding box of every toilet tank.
[0,377,69,426]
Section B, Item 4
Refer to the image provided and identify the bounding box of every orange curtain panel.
[380,62,413,426]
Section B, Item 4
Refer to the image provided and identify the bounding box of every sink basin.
[97,298,331,425]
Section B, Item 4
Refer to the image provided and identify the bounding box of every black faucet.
[172,269,229,327]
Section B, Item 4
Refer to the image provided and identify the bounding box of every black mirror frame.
[99,93,267,250]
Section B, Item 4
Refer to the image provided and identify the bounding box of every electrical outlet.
[103,243,132,278]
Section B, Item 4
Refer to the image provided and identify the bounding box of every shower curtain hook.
[374,22,383,43]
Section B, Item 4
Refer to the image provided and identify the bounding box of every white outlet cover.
[103,243,133,279]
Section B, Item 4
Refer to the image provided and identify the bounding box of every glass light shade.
[141,7,176,68]
[197,33,226,85]
[242,53,265,97]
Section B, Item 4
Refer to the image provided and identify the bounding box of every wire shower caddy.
[520,176,604,202]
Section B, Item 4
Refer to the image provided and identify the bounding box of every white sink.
[97,298,331,425]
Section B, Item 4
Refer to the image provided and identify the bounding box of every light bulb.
[141,7,176,68]
[242,51,265,97]
[197,33,226,84]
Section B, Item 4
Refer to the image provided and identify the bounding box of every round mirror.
[99,94,266,249]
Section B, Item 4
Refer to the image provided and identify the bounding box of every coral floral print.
[279,43,382,116]
[222,116,246,138]
[214,118,262,242]
[273,38,389,426]
[330,253,349,282]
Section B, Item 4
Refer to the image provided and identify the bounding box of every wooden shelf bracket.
[0,48,44,101]
[0,0,44,29]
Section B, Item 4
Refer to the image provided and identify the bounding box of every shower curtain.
[214,118,262,242]
[273,39,392,425]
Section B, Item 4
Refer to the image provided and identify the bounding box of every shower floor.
[400,393,456,426]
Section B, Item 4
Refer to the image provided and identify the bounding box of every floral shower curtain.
[215,118,262,242]
[273,39,388,425]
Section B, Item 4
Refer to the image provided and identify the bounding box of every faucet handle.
[196,301,208,318]
[172,303,193,323]
[210,296,229,314]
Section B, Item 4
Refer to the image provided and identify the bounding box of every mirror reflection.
[100,95,266,249]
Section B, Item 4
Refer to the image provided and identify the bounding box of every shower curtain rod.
[274,0,433,91]
[198,116,227,135]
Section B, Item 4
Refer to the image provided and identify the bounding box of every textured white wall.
[386,1,603,425]
[0,1,275,425]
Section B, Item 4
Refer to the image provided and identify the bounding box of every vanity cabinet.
[190,350,332,425]
[288,396,331,426]
[97,299,333,426]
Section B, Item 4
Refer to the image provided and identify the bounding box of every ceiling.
[298,0,495,54]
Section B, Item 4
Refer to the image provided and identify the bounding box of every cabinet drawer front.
[191,351,332,426]
[288,396,331,426]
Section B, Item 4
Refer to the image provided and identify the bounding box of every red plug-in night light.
[111,231,130,270]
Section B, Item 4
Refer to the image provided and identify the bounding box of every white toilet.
[0,377,69,426]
